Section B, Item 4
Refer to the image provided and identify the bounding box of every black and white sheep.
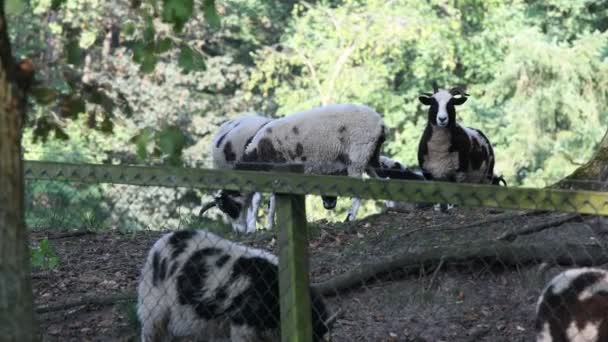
[202,114,273,233]
[377,155,426,181]
[376,155,433,210]
[535,267,608,342]
[417,84,499,210]
[137,229,330,342]
[217,104,386,225]
[417,84,495,184]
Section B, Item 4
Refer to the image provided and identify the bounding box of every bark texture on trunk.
[554,130,608,190]
[0,1,38,340]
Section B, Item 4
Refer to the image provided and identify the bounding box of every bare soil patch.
[32,207,608,341]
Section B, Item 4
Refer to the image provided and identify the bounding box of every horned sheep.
[417,84,500,210]
[137,229,330,342]
[417,83,496,184]
[535,267,608,342]
[203,114,274,233]
[218,103,386,226]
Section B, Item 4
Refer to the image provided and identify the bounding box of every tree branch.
[298,51,328,105]
[312,241,608,297]
[36,292,136,314]
[496,213,581,242]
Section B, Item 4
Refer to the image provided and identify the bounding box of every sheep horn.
[432,81,439,93]
[198,201,217,217]
[449,85,469,97]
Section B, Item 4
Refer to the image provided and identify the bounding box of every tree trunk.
[0,2,38,340]
[553,130,608,190]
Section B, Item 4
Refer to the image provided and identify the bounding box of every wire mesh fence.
[24,160,608,342]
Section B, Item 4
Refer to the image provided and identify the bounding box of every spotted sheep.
[201,114,274,233]
[376,155,431,210]
[137,229,330,342]
[417,83,495,184]
[377,155,426,182]
[417,83,503,210]
[535,267,608,342]
[218,104,386,225]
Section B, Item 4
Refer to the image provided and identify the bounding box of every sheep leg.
[344,166,366,222]
[139,309,172,342]
[345,198,361,222]
[230,325,259,342]
[265,194,276,230]
[246,192,262,233]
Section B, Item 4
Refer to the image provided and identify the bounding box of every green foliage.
[9,0,608,225]
[31,239,60,270]
[162,0,194,32]
[178,45,206,73]
[250,0,608,191]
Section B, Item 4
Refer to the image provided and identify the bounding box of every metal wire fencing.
[25,160,608,342]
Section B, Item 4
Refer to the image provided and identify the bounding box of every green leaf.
[122,21,136,37]
[54,127,69,141]
[131,128,155,161]
[143,16,155,43]
[156,37,173,53]
[30,86,59,105]
[79,30,97,49]
[202,0,221,30]
[100,114,114,134]
[51,0,66,10]
[162,0,194,32]
[5,0,26,14]
[156,126,187,166]
[140,52,157,73]
[131,41,146,63]
[59,95,86,118]
[178,45,206,73]
[65,39,84,66]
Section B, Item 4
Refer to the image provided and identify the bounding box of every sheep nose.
[439,117,447,122]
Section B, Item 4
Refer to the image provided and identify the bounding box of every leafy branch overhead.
[9,0,220,163]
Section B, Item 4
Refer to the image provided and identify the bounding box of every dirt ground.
[31,206,608,342]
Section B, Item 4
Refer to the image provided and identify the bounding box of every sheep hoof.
[344,214,352,222]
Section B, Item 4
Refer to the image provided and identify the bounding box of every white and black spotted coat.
[240,104,385,176]
[137,229,329,342]
[535,267,608,342]
[418,89,495,184]
[211,114,273,170]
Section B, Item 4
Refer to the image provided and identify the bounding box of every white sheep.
[214,104,386,230]
[535,267,608,342]
[137,229,331,342]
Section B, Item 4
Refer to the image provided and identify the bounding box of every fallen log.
[36,292,135,314]
[496,213,581,242]
[312,241,608,297]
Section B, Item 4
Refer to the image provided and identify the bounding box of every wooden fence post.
[276,164,312,342]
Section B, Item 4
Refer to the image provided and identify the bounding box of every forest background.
[7,0,608,224]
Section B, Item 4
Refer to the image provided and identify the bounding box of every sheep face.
[419,89,467,128]
[214,190,255,233]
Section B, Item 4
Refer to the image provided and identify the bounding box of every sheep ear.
[418,95,433,106]
[452,95,467,106]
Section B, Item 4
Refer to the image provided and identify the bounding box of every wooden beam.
[23,160,608,216]
[277,193,312,342]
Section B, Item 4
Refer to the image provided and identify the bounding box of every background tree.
[0,0,37,339]
[6,0,608,224]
